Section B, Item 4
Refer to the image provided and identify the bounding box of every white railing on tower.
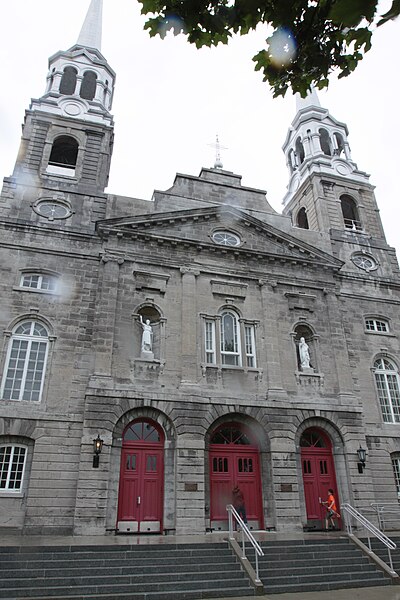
[226,504,264,582]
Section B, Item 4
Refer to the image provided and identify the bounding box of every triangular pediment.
[96,205,343,269]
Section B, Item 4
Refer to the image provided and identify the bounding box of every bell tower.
[0,0,115,229]
[281,89,398,278]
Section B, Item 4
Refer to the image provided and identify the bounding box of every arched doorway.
[117,418,164,533]
[300,428,340,529]
[209,422,263,530]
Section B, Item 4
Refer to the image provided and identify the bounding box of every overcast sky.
[1,1,399,257]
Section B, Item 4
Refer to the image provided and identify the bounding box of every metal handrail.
[226,504,264,582]
[342,502,396,572]
[370,503,400,532]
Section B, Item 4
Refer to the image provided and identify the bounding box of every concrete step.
[257,538,390,594]
[0,542,253,600]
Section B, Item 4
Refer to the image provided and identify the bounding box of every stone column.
[259,279,286,397]
[180,267,200,384]
[92,252,124,379]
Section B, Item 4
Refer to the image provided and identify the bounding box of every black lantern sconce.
[92,434,104,468]
[357,445,367,474]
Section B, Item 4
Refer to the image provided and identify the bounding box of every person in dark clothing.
[232,485,247,524]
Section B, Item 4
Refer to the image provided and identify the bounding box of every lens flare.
[158,14,187,38]
[268,28,297,68]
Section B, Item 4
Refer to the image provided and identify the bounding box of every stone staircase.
[0,536,394,600]
[257,537,392,594]
[364,535,400,573]
[0,542,254,600]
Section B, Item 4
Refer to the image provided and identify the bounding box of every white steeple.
[295,86,321,112]
[29,0,115,126]
[77,0,103,51]
[281,90,369,206]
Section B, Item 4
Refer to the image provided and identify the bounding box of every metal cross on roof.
[208,134,228,170]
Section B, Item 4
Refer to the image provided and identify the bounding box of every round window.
[33,200,72,220]
[351,253,378,272]
[212,231,241,246]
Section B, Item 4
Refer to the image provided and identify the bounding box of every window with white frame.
[365,318,389,333]
[392,455,400,501]
[205,320,216,364]
[1,321,49,402]
[203,311,257,368]
[20,273,58,292]
[0,445,27,491]
[374,357,400,423]
[220,311,241,366]
[244,324,256,367]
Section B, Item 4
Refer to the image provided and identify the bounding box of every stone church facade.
[1,1,400,536]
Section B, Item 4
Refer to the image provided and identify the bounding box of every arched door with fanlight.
[209,423,263,530]
[300,428,340,528]
[117,419,164,533]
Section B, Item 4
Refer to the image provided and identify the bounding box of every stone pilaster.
[259,279,286,397]
[92,252,124,378]
[324,289,355,399]
[180,267,200,384]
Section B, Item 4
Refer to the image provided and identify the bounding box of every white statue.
[299,337,310,369]
[139,315,153,353]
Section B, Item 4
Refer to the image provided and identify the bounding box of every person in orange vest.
[322,488,340,530]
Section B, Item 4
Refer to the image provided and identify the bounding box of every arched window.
[296,207,309,229]
[123,419,162,444]
[374,358,400,423]
[334,133,345,157]
[365,318,389,333]
[20,272,58,292]
[203,310,256,368]
[0,444,27,491]
[80,71,97,101]
[319,128,332,156]
[48,136,78,176]
[59,66,77,95]
[391,454,400,500]
[295,137,305,165]
[221,311,241,366]
[288,149,297,173]
[300,428,329,448]
[341,195,361,230]
[1,321,49,402]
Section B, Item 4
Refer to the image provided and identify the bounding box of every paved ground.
[213,587,400,600]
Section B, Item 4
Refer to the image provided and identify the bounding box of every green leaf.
[377,0,400,26]
[329,0,378,27]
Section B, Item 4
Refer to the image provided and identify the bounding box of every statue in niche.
[299,337,311,369]
[139,315,153,354]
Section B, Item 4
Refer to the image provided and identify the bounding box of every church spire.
[77,0,103,51]
[295,86,321,112]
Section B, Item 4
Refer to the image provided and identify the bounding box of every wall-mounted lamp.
[357,445,367,474]
[92,434,104,468]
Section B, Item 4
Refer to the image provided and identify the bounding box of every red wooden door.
[117,420,164,533]
[301,429,340,527]
[209,424,263,529]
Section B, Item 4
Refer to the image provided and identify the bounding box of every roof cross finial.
[208,134,228,170]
